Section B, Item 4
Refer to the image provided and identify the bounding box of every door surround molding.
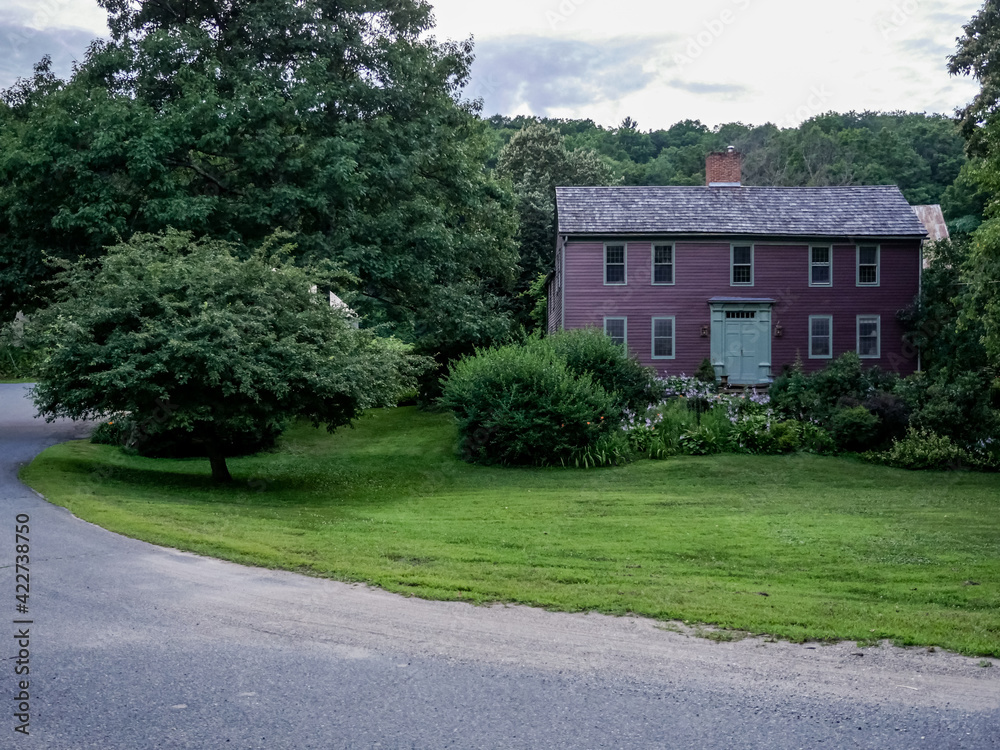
[708,297,774,385]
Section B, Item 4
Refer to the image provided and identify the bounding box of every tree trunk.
[207,444,232,483]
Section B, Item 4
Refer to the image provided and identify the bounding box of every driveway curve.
[2,383,998,749]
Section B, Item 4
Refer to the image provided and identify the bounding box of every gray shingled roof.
[556,185,927,237]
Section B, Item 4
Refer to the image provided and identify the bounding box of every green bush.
[679,424,721,455]
[678,408,731,455]
[770,353,899,425]
[799,423,836,454]
[729,415,777,454]
[538,328,664,413]
[894,369,998,447]
[772,421,802,453]
[729,416,802,454]
[440,340,619,466]
[695,357,717,384]
[829,405,881,452]
[866,428,971,470]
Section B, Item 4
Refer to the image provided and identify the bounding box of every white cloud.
[0,0,984,129]
[5,0,107,34]
[448,0,983,127]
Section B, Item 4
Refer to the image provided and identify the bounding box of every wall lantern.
[774,323,784,338]
[700,325,709,338]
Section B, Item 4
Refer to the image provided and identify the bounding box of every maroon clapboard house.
[547,149,928,385]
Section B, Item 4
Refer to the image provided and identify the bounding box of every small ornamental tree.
[29,230,426,482]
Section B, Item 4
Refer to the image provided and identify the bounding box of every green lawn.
[22,407,1000,655]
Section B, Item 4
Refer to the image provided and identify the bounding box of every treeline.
[485,111,984,230]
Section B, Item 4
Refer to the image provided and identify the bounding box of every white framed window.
[651,317,676,359]
[731,244,753,286]
[857,315,880,358]
[857,244,879,286]
[809,315,833,359]
[809,246,832,286]
[604,317,627,346]
[652,244,674,285]
[605,243,626,285]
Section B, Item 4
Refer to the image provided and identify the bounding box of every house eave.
[560,231,927,243]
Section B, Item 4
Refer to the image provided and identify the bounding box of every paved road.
[1,383,998,749]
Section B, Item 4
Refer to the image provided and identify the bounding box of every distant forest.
[484,112,985,233]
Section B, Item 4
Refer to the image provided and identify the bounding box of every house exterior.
[547,150,927,385]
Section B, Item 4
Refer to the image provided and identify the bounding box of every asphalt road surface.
[1,383,998,749]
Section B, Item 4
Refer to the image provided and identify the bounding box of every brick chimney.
[705,146,742,186]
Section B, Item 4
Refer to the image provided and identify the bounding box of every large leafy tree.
[0,0,518,353]
[495,124,615,331]
[950,0,1000,368]
[30,230,425,482]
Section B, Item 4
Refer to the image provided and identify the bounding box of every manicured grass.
[22,407,1000,655]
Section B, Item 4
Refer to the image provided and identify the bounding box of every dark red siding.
[560,239,921,377]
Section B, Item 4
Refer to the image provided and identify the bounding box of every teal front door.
[723,312,761,384]
[709,301,773,385]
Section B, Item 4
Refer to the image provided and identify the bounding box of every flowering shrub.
[722,388,771,423]
[657,374,717,401]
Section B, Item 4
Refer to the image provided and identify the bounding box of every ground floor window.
[604,317,626,346]
[857,315,880,358]
[651,317,675,359]
[809,315,832,359]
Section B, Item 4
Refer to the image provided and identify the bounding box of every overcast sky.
[0,0,983,130]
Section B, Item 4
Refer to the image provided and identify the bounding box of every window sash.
[652,245,674,284]
[604,317,626,345]
[857,316,880,358]
[810,246,831,286]
[857,245,879,285]
[652,317,675,358]
[809,316,832,358]
[731,245,753,285]
[605,245,626,284]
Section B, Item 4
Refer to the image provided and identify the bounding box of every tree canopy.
[949,0,1000,369]
[486,111,970,222]
[0,0,518,355]
[30,230,425,482]
[494,124,616,331]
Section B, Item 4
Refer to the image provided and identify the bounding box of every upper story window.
[810,246,832,286]
[652,244,674,285]
[857,244,879,286]
[731,244,753,286]
[605,243,626,285]
[604,317,626,346]
[857,315,880,358]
